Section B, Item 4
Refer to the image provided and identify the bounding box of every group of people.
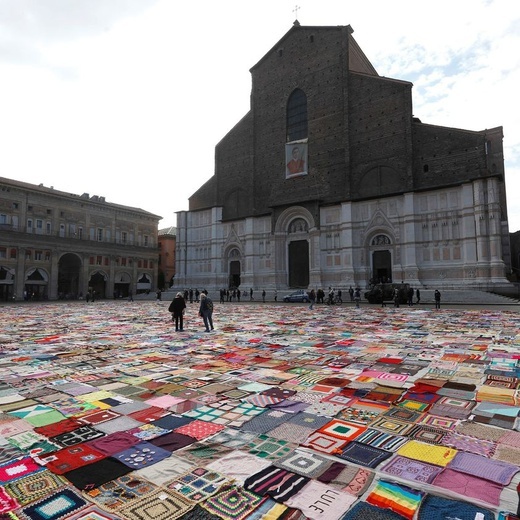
[169,289,214,332]
[307,287,362,309]
[168,286,443,332]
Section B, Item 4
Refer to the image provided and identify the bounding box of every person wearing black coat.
[169,292,187,331]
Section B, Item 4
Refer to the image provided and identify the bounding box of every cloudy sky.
[1,0,519,231]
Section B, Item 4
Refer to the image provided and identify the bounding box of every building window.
[59,224,65,237]
[0,247,6,258]
[144,235,149,247]
[46,222,52,235]
[78,227,83,239]
[27,219,33,231]
[104,257,109,266]
[96,255,102,265]
[143,259,148,268]
[286,88,308,142]
[36,219,43,234]
[121,257,127,266]
[89,256,95,265]
[10,248,17,259]
[12,203,18,209]
[0,214,6,224]
[138,260,142,268]
[121,231,127,244]
[26,250,32,260]
[34,250,43,261]
[44,251,50,261]
[97,228,103,242]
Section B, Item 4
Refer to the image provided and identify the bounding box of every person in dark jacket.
[199,293,214,332]
[434,289,441,309]
[169,292,186,331]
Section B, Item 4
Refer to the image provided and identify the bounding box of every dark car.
[364,283,410,304]
[283,290,310,303]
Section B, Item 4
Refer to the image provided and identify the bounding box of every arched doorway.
[25,268,49,300]
[136,273,152,294]
[370,234,393,283]
[89,271,107,299]
[58,253,82,299]
[288,218,309,288]
[0,266,15,301]
[227,248,241,289]
[114,272,131,298]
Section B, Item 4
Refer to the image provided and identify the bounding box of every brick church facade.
[175,23,511,293]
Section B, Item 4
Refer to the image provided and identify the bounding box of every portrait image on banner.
[285,140,308,179]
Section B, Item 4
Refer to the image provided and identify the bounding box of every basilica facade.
[175,23,511,294]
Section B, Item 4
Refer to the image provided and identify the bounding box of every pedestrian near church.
[354,287,361,308]
[407,286,414,306]
[416,288,421,305]
[434,289,441,309]
[308,289,316,310]
[349,286,354,301]
[169,292,186,332]
[199,293,214,332]
[262,289,266,302]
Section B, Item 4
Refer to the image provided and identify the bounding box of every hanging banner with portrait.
[285,140,308,179]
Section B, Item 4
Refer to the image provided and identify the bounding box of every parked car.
[364,283,410,304]
[283,290,310,303]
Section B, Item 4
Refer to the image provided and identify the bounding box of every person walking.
[250,288,254,301]
[393,287,400,308]
[262,289,266,303]
[199,293,214,332]
[169,292,186,332]
[416,288,421,305]
[407,286,414,306]
[274,290,277,302]
[434,289,441,309]
[354,287,361,308]
[349,286,354,302]
[308,289,316,310]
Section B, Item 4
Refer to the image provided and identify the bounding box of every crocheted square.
[368,417,414,435]
[17,488,88,520]
[379,455,443,483]
[417,494,494,520]
[4,470,67,505]
[244,466,309,501]
[341,501,410,520]
[202,485,265,520]
[317,461,374,496]
[0,457,42,482]
[366,480,424,520]
[274,450,333,478]
[432,468,503,506]
[283,480,357,520]
[164,467,229,502]
[317,419,367,441]
[447,451,520,484]
[244,433,296,460]
[354,428,408,452]
[114,441,171,469]
[339,442,392,468]
[85,474,158,511]
[300,431,348,454]
[118,489,195,520]
[396,440,457,467]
